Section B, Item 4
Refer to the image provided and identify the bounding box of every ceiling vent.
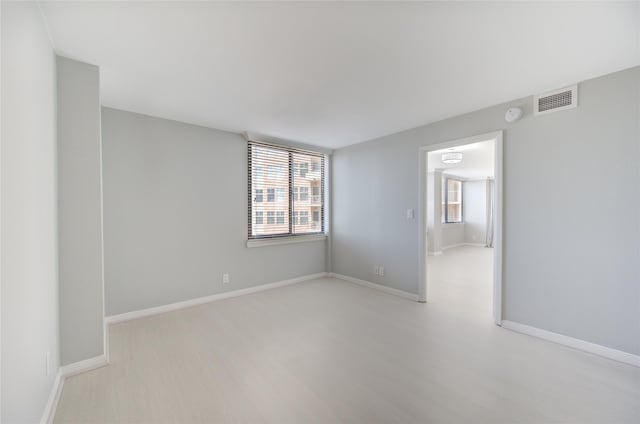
[534,85,578,116]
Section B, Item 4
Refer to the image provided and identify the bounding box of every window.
[299,187,308,201]
[249,141,325,238]
[312,186,321,203]
[442,178,462,223]
[295,162,309,178]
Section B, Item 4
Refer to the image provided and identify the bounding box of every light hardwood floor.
[55,246,640,423]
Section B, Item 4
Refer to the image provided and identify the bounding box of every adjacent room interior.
[426,137,496,320]
[2,1,639,423]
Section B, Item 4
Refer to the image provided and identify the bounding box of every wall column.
[57,56,105,365]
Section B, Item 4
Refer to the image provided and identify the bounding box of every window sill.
[246,234,327,248]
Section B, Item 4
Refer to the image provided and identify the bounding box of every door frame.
[418,130,503,325]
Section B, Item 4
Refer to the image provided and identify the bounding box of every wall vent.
[534,85,578,116]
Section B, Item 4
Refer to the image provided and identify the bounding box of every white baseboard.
[502,320,640,368]
[41,354,108,424]
[60,354,109,378]
[106,272,329,325]
[442,243,463,250]
[427,251,443,256]
[442,243,487,250]
[41,370,64,424]
[329,273,419,301]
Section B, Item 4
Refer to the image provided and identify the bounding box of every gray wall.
[441,223,464,248]
[463,180,488,245]
[57,57,105,365]
[102,108,326,316]
[1,2,60,422]
[332,67,640,355]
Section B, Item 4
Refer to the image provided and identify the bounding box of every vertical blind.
[248,141,325,239]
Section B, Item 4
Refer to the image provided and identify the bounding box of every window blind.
[248,141,325,239]
[442,178,463,223]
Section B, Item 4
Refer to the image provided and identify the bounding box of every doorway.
[418,131,503,324]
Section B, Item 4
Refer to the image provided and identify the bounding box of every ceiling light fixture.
[441,152,463,164]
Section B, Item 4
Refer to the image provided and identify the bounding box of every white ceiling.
[40,1,639,149]
[428,139,495,180]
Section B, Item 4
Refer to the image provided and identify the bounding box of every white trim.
[40,355,108,424]
[40,370,64,424]
[493,133,503,324]
[106,272,328,324]
[419,130,503,323]
[464,243,487,248]
[441,243,465,250]
[502,320,640,368]
[41,355,108,423]
[330,273,420,301]
[442,243,487,250]
[59,354,108,378]
[246,234,327,248]
[427,251,443,256]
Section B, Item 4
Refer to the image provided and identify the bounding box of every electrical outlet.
[406,208,414,219]
[374,265,379,275]
[379,266,385,276]
[222,273,230,284]
[45,351,50,376]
